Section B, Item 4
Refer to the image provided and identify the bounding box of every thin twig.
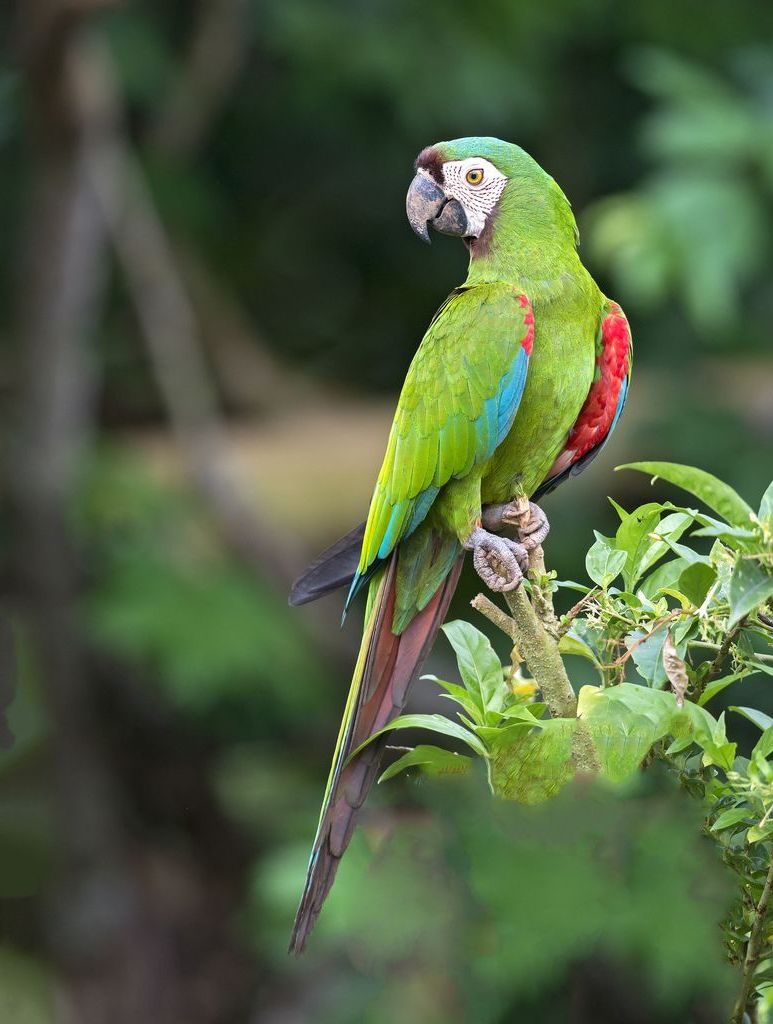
[557,588,599,638]
[730,855,773,1024]
[471,593,516,639]
[608,613,681,669]
[691,617,747,703]
[708,618,746,681]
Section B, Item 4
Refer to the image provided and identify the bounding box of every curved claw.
[464,527,526,593]
[518,502,550,550]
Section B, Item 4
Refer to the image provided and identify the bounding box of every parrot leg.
[481,500,550,551]
[464,526,528,592]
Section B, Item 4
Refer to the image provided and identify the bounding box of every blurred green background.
[1,1,772,1021]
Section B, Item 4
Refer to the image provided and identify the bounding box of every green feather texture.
[357,283,534,578]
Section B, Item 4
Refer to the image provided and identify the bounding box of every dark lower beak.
[406,173,468,243]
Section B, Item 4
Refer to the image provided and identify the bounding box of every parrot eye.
[465,168,484,186]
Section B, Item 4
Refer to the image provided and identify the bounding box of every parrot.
[289,137,632,953]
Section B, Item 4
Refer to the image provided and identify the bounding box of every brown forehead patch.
[415,146,444,184]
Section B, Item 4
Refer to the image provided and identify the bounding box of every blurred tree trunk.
[12,3,141,1020]
[9,4,256,1021]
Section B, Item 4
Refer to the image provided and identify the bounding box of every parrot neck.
[462,180,581,292]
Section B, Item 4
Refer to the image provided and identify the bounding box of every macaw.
[289,138,631,953]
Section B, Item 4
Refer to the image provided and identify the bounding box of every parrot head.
[406,136,575,258]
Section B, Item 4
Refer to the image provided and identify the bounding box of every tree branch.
[730,854,773,1024]
[471,498,602,777]
[470,593,516,639]
[502,496,577,718]
[501,583,578,719]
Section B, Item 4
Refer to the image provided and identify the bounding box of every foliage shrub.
[361,464,773,1023]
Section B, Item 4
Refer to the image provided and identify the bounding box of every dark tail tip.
[288,917,310,956]
[288,846,339,955]
[288,522,365,607]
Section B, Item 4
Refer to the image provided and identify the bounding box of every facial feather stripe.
[440,158,508,237]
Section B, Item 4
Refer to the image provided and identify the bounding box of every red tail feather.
[289,554,463,953]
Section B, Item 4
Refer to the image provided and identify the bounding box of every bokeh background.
[1,1,772,1022]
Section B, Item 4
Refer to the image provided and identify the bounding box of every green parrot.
[289,137,632,953]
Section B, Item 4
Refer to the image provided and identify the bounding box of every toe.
[503,538,529,574]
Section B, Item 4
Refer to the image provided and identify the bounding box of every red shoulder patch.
[517,293,535,356]
[545,302,631,478]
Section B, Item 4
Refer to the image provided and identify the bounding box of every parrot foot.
[481,500,550,551]
[464,527,528,592]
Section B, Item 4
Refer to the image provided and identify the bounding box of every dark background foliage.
[0,1,772,1021]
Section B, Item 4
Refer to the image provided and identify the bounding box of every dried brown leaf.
[663,629,688,708]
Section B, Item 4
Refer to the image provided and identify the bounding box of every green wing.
[348,283,534,606]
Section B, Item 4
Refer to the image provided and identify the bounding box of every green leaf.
[727,559,773,627]
[567,620,607,667]
[559,631,601,667]
[617,462,754,528]
[475,721,536,746]
[500,701,547,721]
[697,672,742,706]
[710,808,750,832]
[442,620,508,718]
[578,683,680,781]
[678,562,717,607]
[425,676,481,720]
[586,533,627,588]
[614,502,662,590]
[638,557,689,600]
[752,726,773,761]
[691,524,758,542]
[348,713,487,760]
[426,676,469,700]
[679,703,736,770]
[746,658,773,678]
[747,822,773,844]
[662,539,710,567]
[626,627,669,687]
[658,587,691,610]
[665,735,695,755]
[378,745,473,783]
[730,706,773,732]
[489,718,576,803]
[636,512,694,581]
[553,579,592,594]
[760,480,773,525]
[608,497,631,522]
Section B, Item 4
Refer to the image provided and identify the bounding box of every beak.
[406,173,468,243]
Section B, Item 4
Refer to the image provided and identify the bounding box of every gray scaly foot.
[464,526,528,592]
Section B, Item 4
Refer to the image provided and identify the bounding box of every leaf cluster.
[370,462,773,1017]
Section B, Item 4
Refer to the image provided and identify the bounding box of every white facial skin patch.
[440,157,508,237]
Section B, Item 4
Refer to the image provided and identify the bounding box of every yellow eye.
[465,168,484,186]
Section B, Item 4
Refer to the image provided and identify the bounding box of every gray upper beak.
[406,173,468,243]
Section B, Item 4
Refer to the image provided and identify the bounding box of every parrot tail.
[288,523,364,606]
[289,550,463,954]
